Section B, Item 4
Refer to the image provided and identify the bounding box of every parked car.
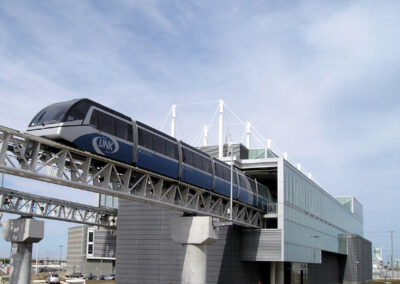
[84,273,96,280]
[105,273,116,280]
[66,272,83,278]
[46,273,60,284]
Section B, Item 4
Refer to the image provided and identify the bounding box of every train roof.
[74,98,131,121]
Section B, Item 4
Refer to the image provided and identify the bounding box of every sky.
[0,0,400,262]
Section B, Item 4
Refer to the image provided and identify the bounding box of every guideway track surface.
[0,186,117,227]
[0,125,263,228]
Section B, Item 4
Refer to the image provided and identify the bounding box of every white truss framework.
[0,187,117,227]
[0,125,264,228]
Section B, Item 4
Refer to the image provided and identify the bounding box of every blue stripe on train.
[238,188,254,206]
[136,148,179,179]
[258,196,268,211]
[181,164,212,190]
[214,178,238,199]
[73,133,133,164]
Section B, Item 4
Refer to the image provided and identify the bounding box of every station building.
[66,143,371,283]
[113,143,371,284]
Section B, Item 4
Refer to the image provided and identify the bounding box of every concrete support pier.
[269,262,284,284]
[2,218,44,284]
[170,216,219,284]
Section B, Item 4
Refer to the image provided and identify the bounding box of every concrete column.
[276,262,284,284]
[270,262,276,284]
[182,244,207,283]
[170,216,219,284]
[2,218,44,284]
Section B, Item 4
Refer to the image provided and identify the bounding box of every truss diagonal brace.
[0,187,117,228]
[0,125,264,228]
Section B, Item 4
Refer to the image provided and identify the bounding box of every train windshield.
[29,101,75,126]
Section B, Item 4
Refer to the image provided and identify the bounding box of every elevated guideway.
[0,186,117,227]
[0,125,264,228]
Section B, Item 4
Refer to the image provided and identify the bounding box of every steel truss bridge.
[0,125,264,228]
[0,186,117,227]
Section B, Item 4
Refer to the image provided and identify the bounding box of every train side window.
[192,152,202,169]
[202,157,212,173]
[90,109,98,127]
[166,140,178,159]
[248,179,256,193]
[182,147,193,166]
[66,101,91,121]
[214,163,223,178]
[138,128,153,149]
[97,111,115,135]
[239,175,247,188]
[223,166,230,181]
[115,119,128,140]
[128,125,133,141]
[153,135,166,155]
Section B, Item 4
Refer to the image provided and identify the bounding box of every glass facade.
[283,160,363,263]
[100,194,119,209]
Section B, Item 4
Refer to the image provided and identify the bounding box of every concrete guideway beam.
[170,216,219,284]
[2,218,44,284]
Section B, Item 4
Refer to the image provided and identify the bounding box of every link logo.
[92,135,119,155]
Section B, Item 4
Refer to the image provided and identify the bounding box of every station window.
[88,244,93,255]
[88,231,94,242]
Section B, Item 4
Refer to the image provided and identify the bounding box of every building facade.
[114,143,372,284]
[66,225,116,277]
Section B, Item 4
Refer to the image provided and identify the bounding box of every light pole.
[229,143,233,221]
[59,245,63,273]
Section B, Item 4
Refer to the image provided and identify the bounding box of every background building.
[66,225,116,277]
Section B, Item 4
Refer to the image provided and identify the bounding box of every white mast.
[218,100,224,158]
[246,121,251,148]
[171,104,176,137]
[203,125,208,146]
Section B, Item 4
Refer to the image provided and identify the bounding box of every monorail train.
[27,98,272,210]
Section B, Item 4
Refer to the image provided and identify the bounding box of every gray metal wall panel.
[240,229,282,261]
[343,234,372,283]
[116,199,270,284]
[308,251,346,284]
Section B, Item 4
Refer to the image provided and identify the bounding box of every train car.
[27,99,135,164]
[255,182,272,211]
[28,98,274,212]
[180,142,213,190]
[237,172,256,206]
[135,121,180,179]
[213,158,239,199]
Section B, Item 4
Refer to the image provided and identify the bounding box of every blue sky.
[1,0,400,261]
